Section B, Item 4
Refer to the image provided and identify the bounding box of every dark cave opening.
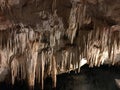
[0,64,120,90]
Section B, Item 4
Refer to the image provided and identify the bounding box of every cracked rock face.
[0,0,120,89]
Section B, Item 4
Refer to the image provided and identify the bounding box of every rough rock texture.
[0,0,120,89]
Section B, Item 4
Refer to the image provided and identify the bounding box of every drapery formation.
[0,0,120,89]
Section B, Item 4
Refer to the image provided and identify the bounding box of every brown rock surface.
[0,0,120,89]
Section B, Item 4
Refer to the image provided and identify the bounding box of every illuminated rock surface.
[0,0,120,89]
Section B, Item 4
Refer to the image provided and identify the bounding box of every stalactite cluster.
[0,0,120,89]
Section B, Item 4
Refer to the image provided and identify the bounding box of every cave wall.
[0,0,120,89]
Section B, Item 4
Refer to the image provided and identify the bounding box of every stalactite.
[52,0,56,12]
[0,24,120,89]
[70,52,73,70]
[47,51,52,76]
[11,57,19,85]
[55,50,62,74]
[19,32,26,53]
[0,1,120,89]
[27,41,39,90]
[66,51,71,72]
[29,28,35,42]
[78,53,81,73]
[35,53,40,83]
[40,51,45,90]
[51,55,57,88]
[61,51,65,72]
[50,32,56,47]
[64,50,69,70]
[72,52,76,70]
[19,54,27,80]
[67,0,78,44]
[55,30,61,46]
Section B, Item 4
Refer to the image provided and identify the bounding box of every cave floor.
[0,65,120,90]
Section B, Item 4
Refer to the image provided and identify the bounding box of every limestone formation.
[0,0,120,89]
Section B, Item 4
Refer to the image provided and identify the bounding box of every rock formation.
[0,0,120,89]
